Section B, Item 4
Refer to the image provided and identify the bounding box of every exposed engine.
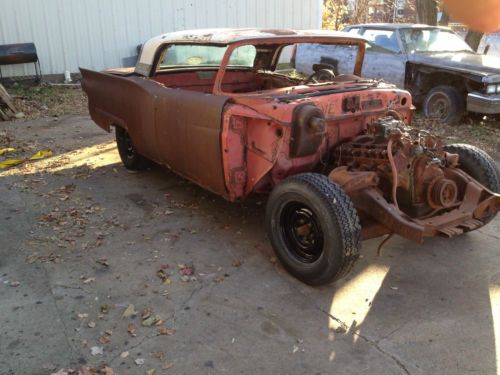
[334,117,461,217]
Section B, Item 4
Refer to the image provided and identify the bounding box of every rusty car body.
[296,24,500,124]
[81,28,500,285]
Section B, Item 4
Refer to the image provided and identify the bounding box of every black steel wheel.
[115,126,150,170]
[266,173,361,286]
[423,85,464,125]
[280,202,324,264]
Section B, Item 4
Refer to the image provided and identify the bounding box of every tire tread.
[266,173,361,285]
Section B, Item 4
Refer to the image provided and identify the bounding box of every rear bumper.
[467,92,500,114]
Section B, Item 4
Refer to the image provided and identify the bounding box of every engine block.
[335,117,460,217]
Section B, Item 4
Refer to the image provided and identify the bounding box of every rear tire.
[265,173,361,286]
[115,126,150,171]
[423,85,464,125]
[444,143,500,225]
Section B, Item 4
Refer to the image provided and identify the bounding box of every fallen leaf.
[156,269,169,282]
[232,259,242,267]
[141,308,152,320]
[96,258,109,267]
[120,351,129,358]
[142,315,162,327]
[161,362,173,370]
[150,351,165,361]
[98,335,110,345]
[78,367,93,375]
[158,327,176,336]
[101,366,115,375]
[127,323,137,335]
[90,346,103,356]
[134,358,145,365]
[213,275,224,283]
[178,263,195,276]
[100,304,109,314]
[183,272,197,282]
[122,304,137,318]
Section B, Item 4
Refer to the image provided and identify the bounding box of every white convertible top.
[135,28,366,76]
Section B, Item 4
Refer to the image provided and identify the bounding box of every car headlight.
[485,84,500,94]
[486,84,497,94]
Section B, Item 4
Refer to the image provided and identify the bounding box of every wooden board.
[0,83,17,120]
[0,107,9,121]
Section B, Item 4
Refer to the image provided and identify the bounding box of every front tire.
[444,143,500,225]
[115,126,150,170]
[265,173,361,286]
[423,85,464,125]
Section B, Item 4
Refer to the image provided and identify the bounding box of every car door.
[359,28,408,88]
[152,44,231,197]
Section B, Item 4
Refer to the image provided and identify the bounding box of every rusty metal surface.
[82,30,498,247]
[153,85,230,196]
[330,117,500,242]
[81,68,229,197]
[0,43,38,65]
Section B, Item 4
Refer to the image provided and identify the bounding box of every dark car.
[296,23,500,124]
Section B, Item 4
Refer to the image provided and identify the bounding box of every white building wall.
[0,0,323,77]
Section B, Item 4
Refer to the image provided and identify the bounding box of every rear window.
[160,44,256,68]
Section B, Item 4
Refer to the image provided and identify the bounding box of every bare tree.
[416,0,438,25]
[351,0,371,24]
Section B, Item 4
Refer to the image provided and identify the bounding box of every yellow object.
[0,148,15,155]
[0,149,53,169]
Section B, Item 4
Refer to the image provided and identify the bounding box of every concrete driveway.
[1,115,499,375]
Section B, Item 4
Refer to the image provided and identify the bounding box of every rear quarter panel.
[80,68,160,161]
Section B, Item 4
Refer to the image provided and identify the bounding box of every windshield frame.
[399,27,474,54]
[213,37,367,97]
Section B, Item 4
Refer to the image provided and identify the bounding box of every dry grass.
[412,114,500,158]
[8,84,88,120]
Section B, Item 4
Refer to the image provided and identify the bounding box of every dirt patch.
[7,84,88,120]
[412,114,500,158]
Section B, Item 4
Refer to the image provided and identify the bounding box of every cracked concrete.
[0,115,499,374]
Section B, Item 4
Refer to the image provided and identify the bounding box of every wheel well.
[407,65,476,104]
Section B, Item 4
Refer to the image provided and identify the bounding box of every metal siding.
[0,0,322,77]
